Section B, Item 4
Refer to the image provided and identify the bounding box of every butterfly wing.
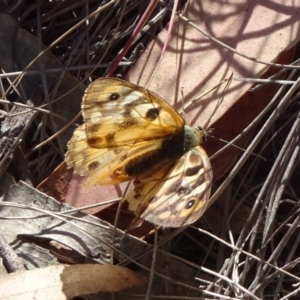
[66,125,167,186]
[65,78,212,227]
[82,78,184,148]
[124,146,213,227]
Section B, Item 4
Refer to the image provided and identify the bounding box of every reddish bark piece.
[128,0,300,128]
[37,163,72,202]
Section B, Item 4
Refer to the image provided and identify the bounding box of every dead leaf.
[0,264,147,300]
[0,174,112,261]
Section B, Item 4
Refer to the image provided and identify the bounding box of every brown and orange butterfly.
[65,78,212,227]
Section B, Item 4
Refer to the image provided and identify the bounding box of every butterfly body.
[65,78,212,227]
[124,125,203,177]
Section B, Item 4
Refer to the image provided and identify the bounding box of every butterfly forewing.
[83,78,184,148]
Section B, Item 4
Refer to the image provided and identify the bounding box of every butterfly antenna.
[208,134,266,161]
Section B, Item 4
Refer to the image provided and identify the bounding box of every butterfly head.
[196,126,214,143]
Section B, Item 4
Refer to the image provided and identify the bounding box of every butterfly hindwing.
[124,146,213,227]
[66,125,168,185]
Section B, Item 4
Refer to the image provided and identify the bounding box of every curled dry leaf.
[0,264,147,300]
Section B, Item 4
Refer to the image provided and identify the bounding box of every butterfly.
[65,78,213,227]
